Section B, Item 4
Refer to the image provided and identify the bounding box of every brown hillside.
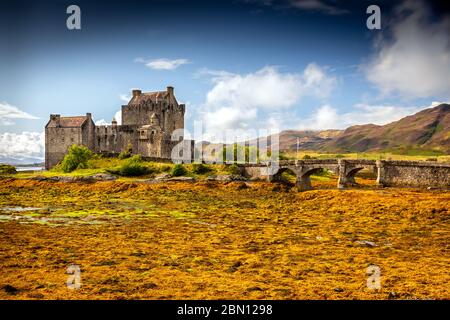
[322,104,450,153]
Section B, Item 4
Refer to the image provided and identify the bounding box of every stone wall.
[121,101,184,134]
[377,160,450,188]
[45,118,95,169]
[45,127,82,169]
[95,125,138,154]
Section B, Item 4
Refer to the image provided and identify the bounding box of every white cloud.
[199,64,337,139]
[195,68,235,79]
[0,131,44,164]
[298,103,427,130]
[114,110,122,125]
[288,0,349,15]
[301,63,337,98]
[94,119,110,126]
[364,0,450,98]
[0,102,39,126]
[119,94,131,103]
[244,0,349,15]
[136,57,191,70]
[95,109,122,126]
[306,105,339,130]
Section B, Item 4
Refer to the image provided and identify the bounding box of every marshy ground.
[0,176,449,300]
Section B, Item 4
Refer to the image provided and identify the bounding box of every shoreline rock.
[30,173,117,183]
[206,174,248,182]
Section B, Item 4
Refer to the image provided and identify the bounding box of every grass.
[6,158,245,181]
[0,178,448,299]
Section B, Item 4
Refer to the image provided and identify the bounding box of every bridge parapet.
[341,159,377,165]
[377,160,450,188]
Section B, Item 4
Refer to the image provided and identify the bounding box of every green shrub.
[227,164,241,175]
[117,155,147,176]
[171,164,187,176]
[160,165,171,172]
[278,152,290,160]
[191,163,211,174]
[60,145,93,173]
[128,154,142,162]
[0,164,17,175]
[119,162,147,176]
[312,168,331,177]
[118,150,132,159]
[106,155,149,176]
[118,143,133,159]
[144,163,160,175]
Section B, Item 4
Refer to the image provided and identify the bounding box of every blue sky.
[1,0,449,163]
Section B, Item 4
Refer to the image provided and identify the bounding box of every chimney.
[132,89,142,98]
[112,117,117,127]
[86,113,92,120]
[167,86,174,96]
[50,114,60,126]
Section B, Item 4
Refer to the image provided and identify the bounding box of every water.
[15,166,44,172]
[1,206,42,212]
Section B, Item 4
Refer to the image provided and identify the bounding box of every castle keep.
[45,86,185,169]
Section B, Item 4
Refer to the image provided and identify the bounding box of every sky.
[0,0,449,163]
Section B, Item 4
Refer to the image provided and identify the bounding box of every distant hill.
[322,103,450,153]
[258,104,450,154]
[256,130,342,152]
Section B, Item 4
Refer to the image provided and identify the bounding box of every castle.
[45,86,185,169]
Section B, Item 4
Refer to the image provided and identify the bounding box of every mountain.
[268,130,342,151]
[261,104,450,154]
[322,103,450,153]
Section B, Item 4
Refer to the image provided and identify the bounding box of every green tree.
[60,145,93,173]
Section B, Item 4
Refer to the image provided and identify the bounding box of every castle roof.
[128,89,178,106]
[47,116,87,128]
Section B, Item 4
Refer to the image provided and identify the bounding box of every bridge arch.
[296,167,335,191]
[337,160,377,188]
[271,167,298,184]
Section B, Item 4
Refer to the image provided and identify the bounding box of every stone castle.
[45,86,185,169]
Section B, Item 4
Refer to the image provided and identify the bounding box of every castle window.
[150,131,154,143]
[139,130,148,140]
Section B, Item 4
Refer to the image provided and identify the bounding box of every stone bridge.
[239,159,450,191]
